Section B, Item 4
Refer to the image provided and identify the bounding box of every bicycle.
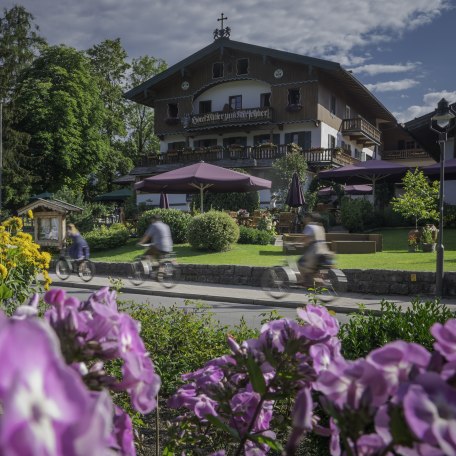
[261,253,347,302]
[129,244,177,289]
[55,249,95,282]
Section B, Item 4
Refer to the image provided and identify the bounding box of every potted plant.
[407,232,419,252]
[421,225,436,252]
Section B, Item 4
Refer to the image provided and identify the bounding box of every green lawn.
[90,229,456,271]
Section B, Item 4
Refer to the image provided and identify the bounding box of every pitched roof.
[17,198,83,215]
[124,37,395,122]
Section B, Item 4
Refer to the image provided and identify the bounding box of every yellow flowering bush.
[0,216,51,310]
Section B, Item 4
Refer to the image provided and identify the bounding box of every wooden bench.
[331,240,376,254]
[326,233,382,252]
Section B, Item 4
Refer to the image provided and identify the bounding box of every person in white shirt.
[139,214,173,261]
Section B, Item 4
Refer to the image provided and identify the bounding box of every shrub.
[85,223,129,250]
[187,210,239,251]
[137,208,191,244]
[192,191,260,214]
[340,196,374,232]
[339,298,455,360]
[238,226,275,245]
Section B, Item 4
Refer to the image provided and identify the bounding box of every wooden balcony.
[185,107,273,130]
[342,117,381,146]
[137,145,360,170]
[381,148,431,160]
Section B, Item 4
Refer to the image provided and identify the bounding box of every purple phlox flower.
[0,317,113,454]
[244,431,276,456]
[209,451,226,456]
[297,304,339,341]
[368,341,431,393]
[398,443,446,456]
[44,288,67,306]
[259,318,301,352]
[402,372,456,455]
[111,406,135,456]
[441,361,456,381]
[227,335,241,354]
[285,387,313,454]
[168,384,197,409]
[13,293,40,320]
[355,433,388,455]
[329,418,341,456]
[87,287,118,311]
[310,343,333,373]
[315,358,389,410]
[193,394,218,419]
[432,319,456,362]
[374,405,392,446]
[229,391,273,435]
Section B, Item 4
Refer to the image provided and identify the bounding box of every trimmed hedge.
[85,223,129,250]
[187,211,240,251]
[238,226,275,245]
[137,209,192,244]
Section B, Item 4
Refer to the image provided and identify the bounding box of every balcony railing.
[342,117,381,146]
[381,148,431,160]
[138,145,360,168]
[185,107,273,129]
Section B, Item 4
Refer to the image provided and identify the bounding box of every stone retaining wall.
[72,262,456,297]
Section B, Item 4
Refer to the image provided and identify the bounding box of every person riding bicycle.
[297,212,334,285]
[66,223,90,260]
[139,214,173,262]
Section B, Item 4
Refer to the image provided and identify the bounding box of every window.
[284,132,311,149]
[260,93,271,108]
[345,105,351,119]
[223,137,247,147]
[253,134,280,145]
[194,138,218,148]
[168,141,186,151]
[236,58,249,75]
[199,100,212,114]
[213,62,224,78]
[330,95,336,115]
[38,217,59,241]
[328,134,336,149]
[168,103,178,118]
[229,95,242,110]
[288,88,300,105]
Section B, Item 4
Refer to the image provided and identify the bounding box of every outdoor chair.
[277,212,295,234]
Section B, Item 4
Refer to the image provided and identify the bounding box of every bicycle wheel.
[78,260,95,282]
[157,261,176,289]
[261,266,290,300]
[129,260,146,286]
[55,258,71,280]
[303,269,347,304]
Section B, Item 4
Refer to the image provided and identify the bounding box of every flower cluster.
[0,287,161,455]
[167,305,341,455]
[237,209,249,217]
[0,216,51,307]
[167,304,456,455]
[407,232,418,247]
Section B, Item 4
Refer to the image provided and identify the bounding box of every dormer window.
[168,103,178,118]
[236,58,249,75]
[213,62,223,78]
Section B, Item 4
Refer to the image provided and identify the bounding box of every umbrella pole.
[200,188,204,213]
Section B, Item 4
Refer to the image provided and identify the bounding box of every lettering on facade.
[190,108,271,126]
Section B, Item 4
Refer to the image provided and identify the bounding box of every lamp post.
[430,98,456,297]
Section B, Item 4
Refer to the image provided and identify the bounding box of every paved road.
[59,286,351,328]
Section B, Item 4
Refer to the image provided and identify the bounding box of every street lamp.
[430,98,456,297]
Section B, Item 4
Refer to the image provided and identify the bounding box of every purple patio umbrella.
[285,172,305,207]
[135,161,271,212]
[422,158,456,180]
[318,160,409,201]
[159,192,170,209]
[318,184,372,196]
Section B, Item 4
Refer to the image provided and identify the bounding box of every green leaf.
[162,446,175,456]
[0,284,13,300]
[206,414,240,440]
[246,355,267,394]
[250,433,283,451]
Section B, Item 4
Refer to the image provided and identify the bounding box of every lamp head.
[432,98,456,129]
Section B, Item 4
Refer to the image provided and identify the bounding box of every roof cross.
[213,13,231,40]
[217,13,228,29]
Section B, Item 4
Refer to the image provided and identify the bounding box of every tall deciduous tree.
[272,151,308,201]
[0,5,47,209]
[125,55,167,162]
[14,45,108,193]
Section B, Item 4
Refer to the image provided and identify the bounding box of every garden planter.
[422,243,436,253]
[408,245,419,253]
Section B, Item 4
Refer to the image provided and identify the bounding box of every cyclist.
[139,214,173,262]
[66,223,90,260]
[297,212,334,285]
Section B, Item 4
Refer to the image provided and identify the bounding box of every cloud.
[394,90,456,122]
[350,62,420,76]
[364,79,420,92]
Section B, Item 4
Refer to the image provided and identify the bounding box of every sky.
[6,0,456,123]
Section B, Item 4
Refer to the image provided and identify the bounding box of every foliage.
[187,211,240,251]
[407,232,419,247]
[85,223,129,250]
[272,151,307,192]
[444,203,456,228]
[340,197,375,232]
[0,216,51,311]
[124,300,258,396]
[304,190,318,213]
[14,44,108,194]
[391,168,439,229]
[339,298,454,360]
[0,5,47,208]
[238,226,275,245]
[192,190,260,214]
[137,209,192,244]
[420,225,435,244]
